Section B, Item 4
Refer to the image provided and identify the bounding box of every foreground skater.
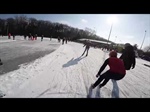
[90,50,126,89]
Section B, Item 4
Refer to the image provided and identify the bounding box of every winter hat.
[125,43,131,48]
[109,50,117,57]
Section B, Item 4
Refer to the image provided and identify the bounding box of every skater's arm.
[132,58,136,69]
[97,59,109,75]
[132,53,136,69]
[120,54,123,59]
[119,49,125,59]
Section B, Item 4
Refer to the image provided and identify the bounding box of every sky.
[0,14,150,49]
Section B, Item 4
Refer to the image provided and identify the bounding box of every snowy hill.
[0,41,150,98]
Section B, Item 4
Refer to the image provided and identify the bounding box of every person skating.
[120,43,136,70]
[65,38,68,44]
[13,34,15,40]
[35,34,37,40]
[28,33,32,40]
[0,59,3,65]
[24,35,27,40]
[8,33,11,39]
[81,40,90,56]
[62,37,65,45]
[90,50,126,89]
[58,36,60,42]
[41,35,44,41]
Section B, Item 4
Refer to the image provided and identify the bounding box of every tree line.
[0,15,149,58]
[0,15,109,42]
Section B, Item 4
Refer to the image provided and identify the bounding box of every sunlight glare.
[107,15,118,24]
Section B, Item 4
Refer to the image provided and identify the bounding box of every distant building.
[77,39,112,48]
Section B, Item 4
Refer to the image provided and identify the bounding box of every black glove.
[96,73,100,78]
[132,66,135,69]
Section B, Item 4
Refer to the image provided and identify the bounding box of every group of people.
[89,43,136,89]
[62,37,68,45]
[27,34,38,41]
[80,40,136,89]
[7,33,69,44]
[8,33,16,40]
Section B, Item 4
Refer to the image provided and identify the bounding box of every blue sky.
[0,14,150,49]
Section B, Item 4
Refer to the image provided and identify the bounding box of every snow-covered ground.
[0,39,150,98]
[0,36,60,75]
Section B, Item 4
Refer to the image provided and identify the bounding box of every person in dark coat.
[35,34,37,40]
[24,35,27,40]
[65,38,68,44]
[0,59,3,65]
[81,40,91,56]
[13,35,15,40]
[120,43,136,70]
[28,33,32,40]
[62,37,65,45]
[58,36,60,42]
[41,35,44,41]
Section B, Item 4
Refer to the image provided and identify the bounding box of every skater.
[65,38,68,44]
[58,36,60,42]
[31,35,33,41]
[81,40,91,56]
[41,35,44,41]
[28,33,32,40]
[24,35,27,40]
[120,43,136,70]
[90,50,126,89]
[13,34,15,40]
[35,34,37,40]
[8,33,11,39]
[62,37,65,45]
[0,59,3,65]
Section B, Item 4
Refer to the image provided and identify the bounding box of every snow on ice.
[0,38,150,98]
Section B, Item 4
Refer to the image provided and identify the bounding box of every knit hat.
[109,50,117,57]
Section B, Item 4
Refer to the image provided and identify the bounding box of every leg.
[86,48,89,56]
[82,48,86,56]
[92,76,104,88]
[92,71,110,88]
[100,72,125,88]
[99,78,110,88]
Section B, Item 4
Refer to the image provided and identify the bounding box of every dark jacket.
[83,41,90,49]
[0,59,3,65]
[120,45,136,70]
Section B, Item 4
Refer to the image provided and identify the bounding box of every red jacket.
[108,57,126,75]
[98,57,126,75]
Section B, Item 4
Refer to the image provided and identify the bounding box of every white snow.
[0,40,150,98]
[0,40,16,43]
